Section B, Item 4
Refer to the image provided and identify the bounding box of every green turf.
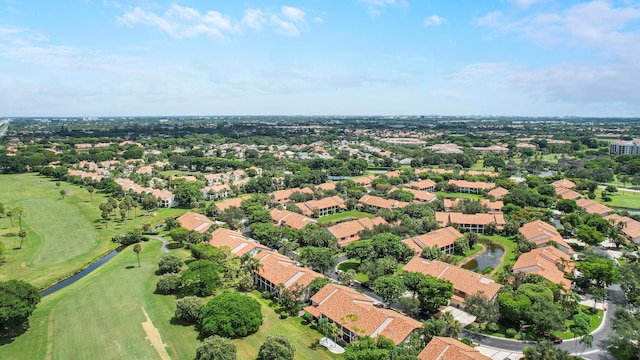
[337,260,369,283]
[234,293,339,360]
[0,173,188,289]
[435,192,484,200]
[452,244,483,263]
[594,188,640,210]
[317,210,375,224]
[553,306,604,340]
[0,240,201,360]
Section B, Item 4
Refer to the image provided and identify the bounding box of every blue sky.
[1,0,640,117]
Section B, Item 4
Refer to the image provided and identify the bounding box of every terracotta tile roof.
[418,336,491,360]
[214,196,251,213]
[487,187,510,199]
[359,195,409,210]
[403,259,502,301]
[270,208,317,230]
[576,198,613,216]
[513,246,573,290]
[270,187,314,203]
[448,180,496,191]
[208,228,268,256]
[518,220,573,254]
[409,179,436,191]
[316,182,337,191]
[353,175,378,188]
[304,284,422,345]
[404,188,438,203]
[552,179,576,189]
[297,196,347,216]
[176,211,215,233]
[605,214,640,241]
[327,217,388,246]
[403,227,463,254]
[435,212,506,228]
[254,251,324,290]
[555,186,583,200]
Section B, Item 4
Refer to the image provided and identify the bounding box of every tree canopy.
[0,280,41,332]
[200,292,263,338]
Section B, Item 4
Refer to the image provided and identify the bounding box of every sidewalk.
[476,344,523,360]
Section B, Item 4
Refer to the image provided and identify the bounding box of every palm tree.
[241,253,262,274]
[133,244,142,267]
[87,186,94,202]
[15,207,25,231]
[6,209,14,228]
[580,333,594,354]
[18,230,27,249]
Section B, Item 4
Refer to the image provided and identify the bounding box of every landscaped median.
[466,305,604,341]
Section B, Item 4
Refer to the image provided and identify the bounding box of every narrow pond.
[461,243,504,273]
[40,249,119,297]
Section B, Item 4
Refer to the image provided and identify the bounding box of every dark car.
[551,337,563,345]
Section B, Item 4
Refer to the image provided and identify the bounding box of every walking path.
[146,235,170,253]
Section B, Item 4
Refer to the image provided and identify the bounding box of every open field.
[435,192,484,200]
[235,292,339,360]
[318,210,375,224]
[0,240,201,360]
[594,188,640,210]
[0,236,337,359]
[0,173,187,289]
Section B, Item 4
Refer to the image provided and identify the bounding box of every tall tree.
[195,335,236,360]
[133,243,141,267]
[87,185,95,202]
[18,230,27,249]
[257,335,295,360]
[372,275,407,305]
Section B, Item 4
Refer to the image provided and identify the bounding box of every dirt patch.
[141,307,171,360]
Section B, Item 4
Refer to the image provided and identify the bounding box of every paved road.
[459,284,625,359]
[146,235,170,253]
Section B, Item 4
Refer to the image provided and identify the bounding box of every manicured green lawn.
[452,244,483,263]
[0,173,187,289]
[435,192,484,200]
[594,188,640,210]
[235,293,339,360]
[0,240,201,360]
[338,259,369,283]
[318,210,375,224]
[553,306,604,340]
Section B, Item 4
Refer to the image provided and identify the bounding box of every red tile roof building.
[435,212,506,234]
[403,258,502,305]
[208,228,268,257]
[513,246,574,291]
[518,220,573,254]
[253,251,325,300]
[327,217,388,246]
[296,196,346,217]
[448,180,496,194]
[418,336,491,360]
[304,284,422,345]
[403,226,463,255]
[359,195,409,211]
[176,212,216,233]
[269,208,317,230]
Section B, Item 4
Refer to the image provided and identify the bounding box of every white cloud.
[312,17,324,24]
[509,0,544,10]
[117,4,311,39]
[423,15,446,27]
[475,1,640,107]
[281,6,305,23]
[358,0,408,15]
[242,9,267,30]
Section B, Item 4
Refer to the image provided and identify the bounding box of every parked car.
[551,337,563,345]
